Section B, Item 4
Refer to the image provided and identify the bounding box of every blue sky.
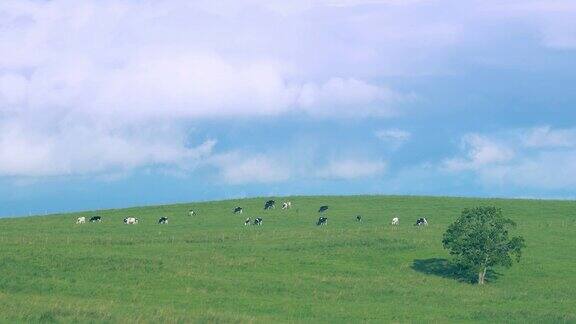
[1,0,576,216]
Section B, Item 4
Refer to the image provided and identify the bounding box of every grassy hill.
[0,195,574,323]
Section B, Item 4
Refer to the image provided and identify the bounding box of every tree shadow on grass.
[411,258,502,284]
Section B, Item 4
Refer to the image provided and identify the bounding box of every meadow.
[0,195,574,323]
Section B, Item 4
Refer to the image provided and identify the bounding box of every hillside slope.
[0,196,574,322]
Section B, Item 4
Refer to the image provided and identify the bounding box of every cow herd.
[74,199,430,228]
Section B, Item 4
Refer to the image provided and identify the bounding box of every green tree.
[442,206,525,284]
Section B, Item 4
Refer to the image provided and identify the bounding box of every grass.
[0,195,574,323]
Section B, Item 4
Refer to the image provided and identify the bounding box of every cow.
[316,217,328,226]
[264,200,275,210]
[281,201,292,210]
[391,217,399,225]
[244,218,251,226]
[76,216,86,224]
[318,205,329,213]
[188,209,195,216]
[415,217,428,226]
[233,207,243,214]
[124,217,138,225]
[158,217,168,224]
[356,215,362,222]
[253,217,263,225]
[89,216,102,223]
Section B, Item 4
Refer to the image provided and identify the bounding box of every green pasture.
[0,196,574,323]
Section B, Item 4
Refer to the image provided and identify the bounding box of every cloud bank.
[444,126,576,189]
[0,0,415,177]
[1,0,574,179]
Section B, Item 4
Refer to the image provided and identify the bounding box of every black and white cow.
[188,209,195,216]
[316,216,328,226]
[415,217,428,226]
[281,201,292,210]
[158,217,168,224]
[264,200,275,210]
[356,215,362,222]
[253,217,263,225]
[244,218,251,226]
[318,205,329,213]
[233,207,243,214]
[391,217,399,225]
[89,216,102,223]
[124,217,138,224]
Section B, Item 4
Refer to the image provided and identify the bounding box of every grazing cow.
[316,217,328,226]
[244,218,251,226]
[233,207,243,214]
[158,217,169,224]
[356,215,362,222]
[281,201,292,210]
[264,200,275,210]
[253,217,263,225]
[415,217,428,226]
[89,216,102,223]
[391,217,399,225]
[318,205,329,213]
[188,209,195,216]
[76,216,86,224]
[124,217,138,225]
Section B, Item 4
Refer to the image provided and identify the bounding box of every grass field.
[0,195,575,323]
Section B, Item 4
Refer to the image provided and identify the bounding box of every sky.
[1,0,576,216]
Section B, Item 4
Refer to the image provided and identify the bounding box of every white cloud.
[0,118,216,177]
[444,127,576,189]
[2,53,398,120]
[521,126,576,148]
[493,1,576,49]
[375,128,411,147]
[0,74,28,108]
[0,1,411,120]
[297,78,402,117]
[443,134,514,172]
[479,151,576,189]
[211,153,290,184]
[317,159,386,179]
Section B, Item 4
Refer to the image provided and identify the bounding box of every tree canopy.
[442,206,525,284]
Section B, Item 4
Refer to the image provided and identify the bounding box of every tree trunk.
[478,267,487,285]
